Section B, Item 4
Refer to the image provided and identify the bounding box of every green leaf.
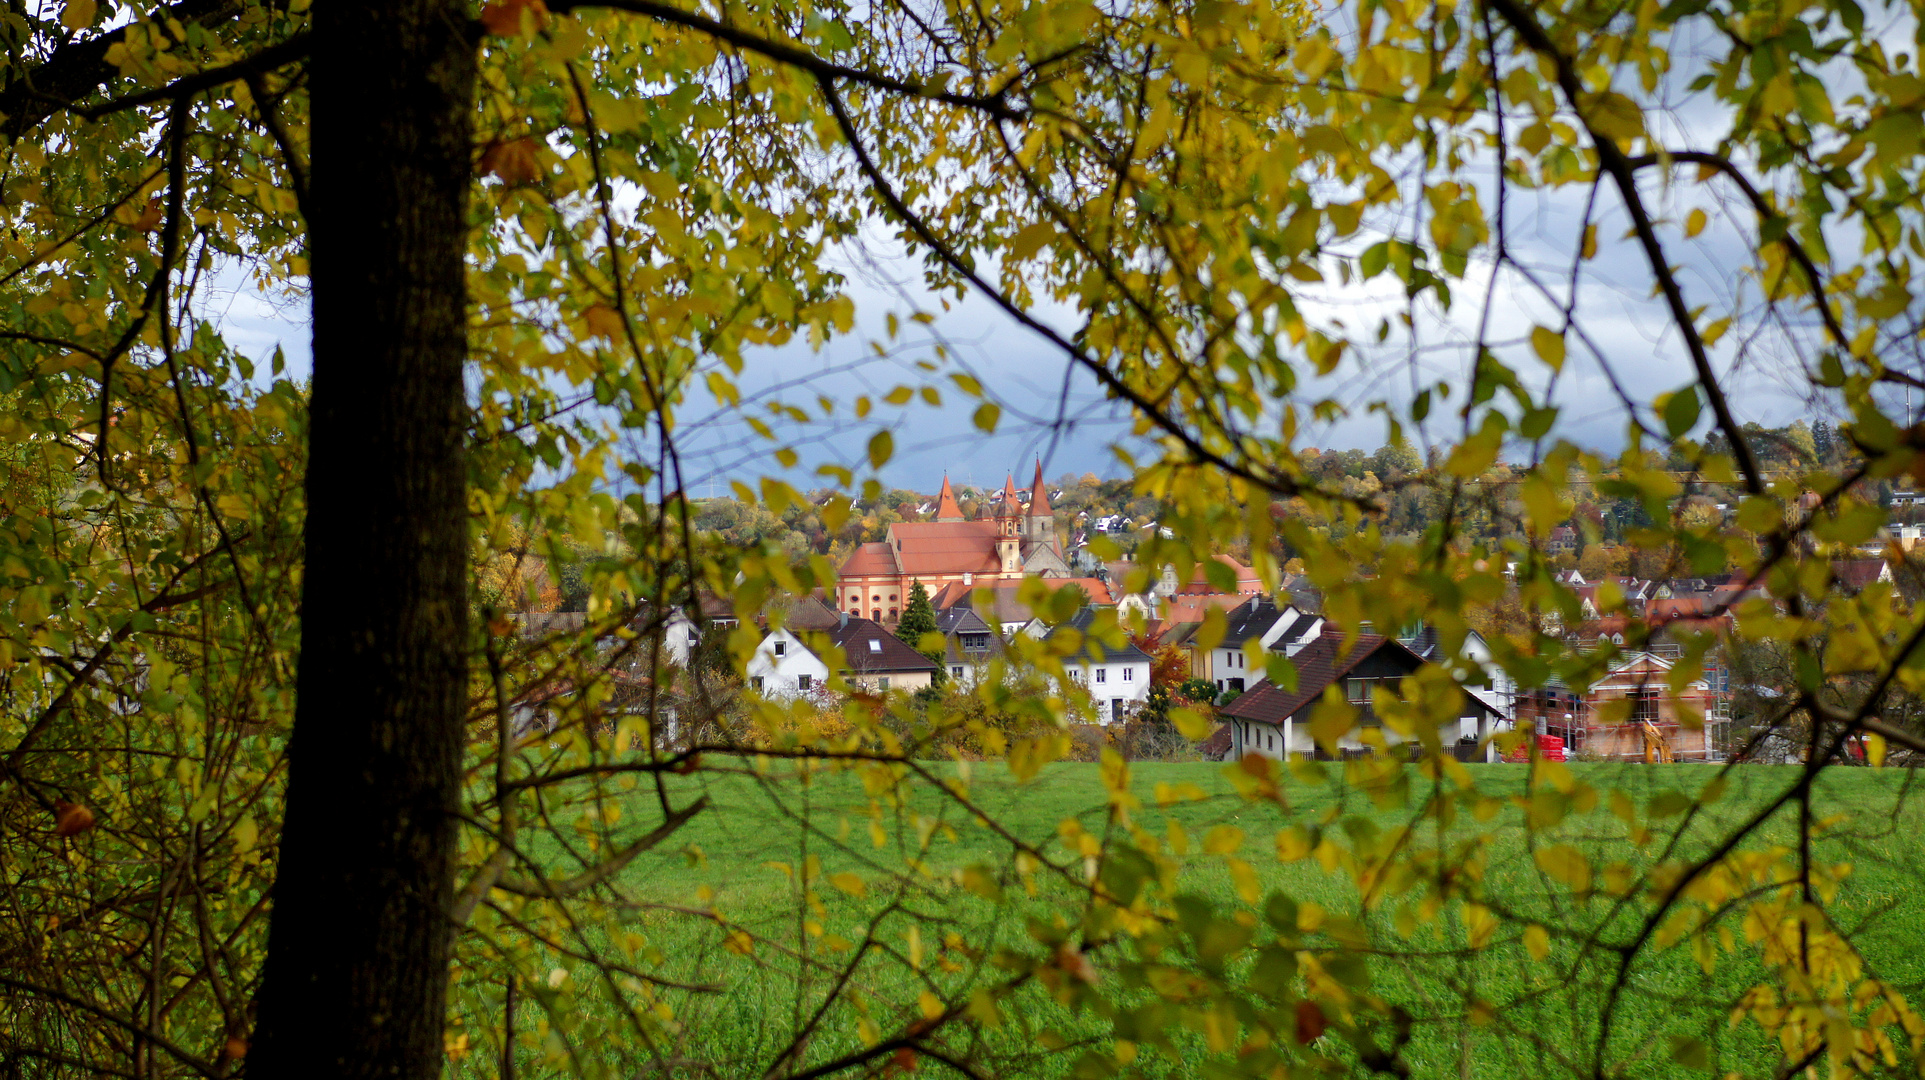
[1662,387,1701,439]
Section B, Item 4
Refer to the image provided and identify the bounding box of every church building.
[836,463,1070,624]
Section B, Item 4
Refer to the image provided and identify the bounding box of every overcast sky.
[207,11,1900,498]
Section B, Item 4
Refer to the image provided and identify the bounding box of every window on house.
[889,594,897,602]
[868,639,882,653]
[888,608,897,619]
[952,666,963,677]
[871,610,880,620]
[773,640,786,656]
[752,676,764,691]
[1632,688,1659,723]
[797,674,812,690]
[1228,678,1244,692]
[1122,667,1134,681]
[879,677,891,691]
[1095,668,1107,683]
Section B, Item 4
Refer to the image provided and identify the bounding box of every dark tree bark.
[250,1,475,1076]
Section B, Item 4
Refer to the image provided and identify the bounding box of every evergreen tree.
[895,580,944,682]
[1812,418,1837,465]
[895,579,937,645]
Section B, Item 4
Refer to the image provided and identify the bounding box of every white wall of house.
[746,629,831,700]
[1229,718,1292,760]
[661,609,700,667]
[1213,646,1257,693]
[1065,656,1152,723]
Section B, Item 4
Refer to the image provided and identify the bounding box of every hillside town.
[512,439,1914,765]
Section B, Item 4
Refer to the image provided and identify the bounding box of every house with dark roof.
[1048,608,1153,724]
[1219,629,1504,761]
[935,607,1003,686]
[747,614,940,698]
[826,615,940,693]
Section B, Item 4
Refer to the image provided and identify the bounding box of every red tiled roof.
[1158,593,1249,624]
[839,542,899,578]
[893,521,1003,575]
[1199,723,1234,758]
[1173,554,1262,595]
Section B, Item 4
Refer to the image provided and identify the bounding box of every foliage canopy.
[1,0,1925,1074]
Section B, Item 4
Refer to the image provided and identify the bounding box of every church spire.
[997,473,1021,515]
[1029,459,1051,516]
[934,474,964,521]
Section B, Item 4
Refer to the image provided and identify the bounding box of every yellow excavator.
[1639,720,1674,764]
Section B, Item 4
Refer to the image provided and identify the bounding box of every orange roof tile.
[839,542,899,578]
[891,520,1004,575]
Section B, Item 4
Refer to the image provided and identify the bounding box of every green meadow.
[467,761,1925,1078]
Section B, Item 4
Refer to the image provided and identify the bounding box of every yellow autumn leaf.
[1530,325,1566,371]
[1524,924,1550,961]
[1534,844,1593,893]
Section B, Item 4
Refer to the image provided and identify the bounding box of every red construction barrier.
[1504,734,1567,763]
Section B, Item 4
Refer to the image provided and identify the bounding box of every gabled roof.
[780,594,844,631]
[826,616,939,674]
[1220,595,1284,648]
[1172,554,1264,595]
[935,607,1004,663]
[1159,592,1250,624]
[1048,608,1151,664]
[1833,558,1891,592]
[1219,630,1428,725]
[929,578,1115,623]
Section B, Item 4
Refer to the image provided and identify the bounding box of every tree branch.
[77,32,311,120]
[548,0,1024,122]
[0,0,241,138]
[1484,0,1766,495]
[492,797,706,899]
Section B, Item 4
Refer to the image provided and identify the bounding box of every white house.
[1049,609,1153,724]
[746,628,831,700]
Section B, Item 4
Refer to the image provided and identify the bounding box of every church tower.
[934,474,965,522]
[995,474,1022,573]
[1024,459,1057,556]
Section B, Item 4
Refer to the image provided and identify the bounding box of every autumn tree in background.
[2,0,1925,1076]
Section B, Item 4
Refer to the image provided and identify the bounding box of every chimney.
[963,572,972,586]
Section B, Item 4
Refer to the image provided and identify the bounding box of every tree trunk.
[250,1,474,1076]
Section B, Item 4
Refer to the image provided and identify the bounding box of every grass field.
[465,760,1925,1078]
